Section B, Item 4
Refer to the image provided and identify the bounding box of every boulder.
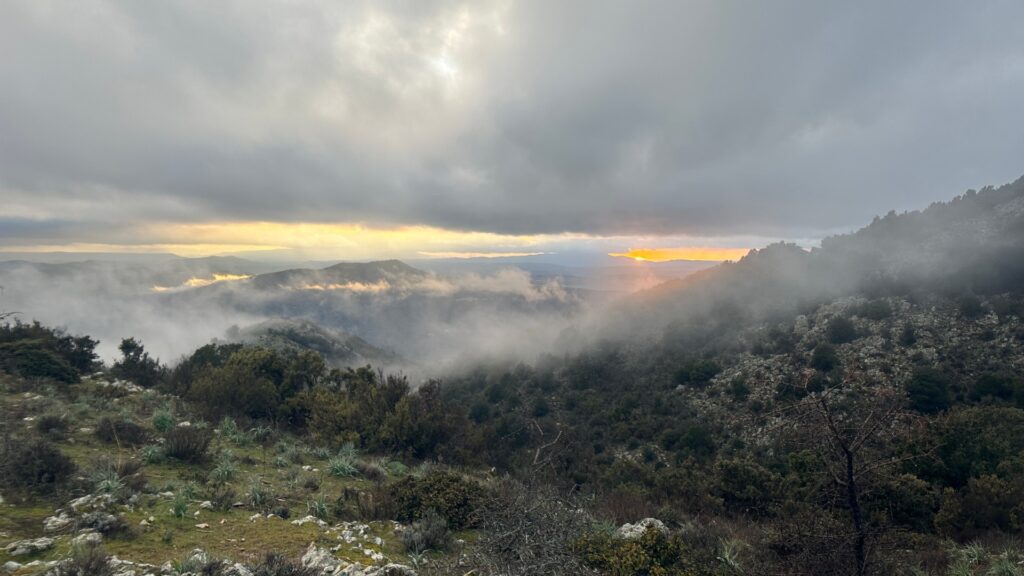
[615,518,667,540]
[300,543,342,574]
[5,537,55,556]
[43,512,74,533]
[71,531,102,546]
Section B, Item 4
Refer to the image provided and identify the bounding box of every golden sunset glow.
[608,247,751,262]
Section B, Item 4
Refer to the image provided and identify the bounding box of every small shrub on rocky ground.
[249,553,317,576]
[95,415,148,446]
[248,476,275,511]
[307,495,330,520]
[140,444,165,464]
[50,543,114,576]
[328,453,358,477]
[356,459,388,483]
[35,412,69,438]
[151,406,175,433]
[163,425,212,462]
[400,508,452,553]
[0,436,77,491]
[389,470,484,529]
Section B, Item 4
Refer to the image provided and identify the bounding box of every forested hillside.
[3,180,1024,575]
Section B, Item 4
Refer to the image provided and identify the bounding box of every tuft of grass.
[92,467,124,495]
[328,453,358,478]
[248,476,274,511]
[307,495,330,520]
[210,458,238,484]
[139,444,165,464]
[170,493,189,519]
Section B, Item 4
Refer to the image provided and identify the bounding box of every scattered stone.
[71,531,102,546]
[199,500,214,510]
[2,561,22,574]
[300,543,342,574]
[291,515,327,528]
[5,537,55,556]
[43,512,73,533]
[195,523,210,529]
[615,518,667,540]
[177,421,192,427]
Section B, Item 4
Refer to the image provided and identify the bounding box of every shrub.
[673,359,721,388]
[400,508,451,553]
[151,407,175,433]
[356,459,388,483]
[95,416,148,446]
[899,323,917,346]
[50,543,114,576]
[825,316,857,344]
[248,553,317,576]
[389,471,484,529]
[163,426,211,462]
[110,337,165,388]
[1,437,77,490]
[853,299,893,320]
[0,340,80,383]
[576,526,690,576]
[810,343,839,372]
[905,367,952,414]
[36,413,69,438]
[958,294,986,319]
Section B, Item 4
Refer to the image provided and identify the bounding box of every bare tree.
[774,372,929,575]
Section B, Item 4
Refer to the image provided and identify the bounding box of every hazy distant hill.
[223,317,405,369]
[159,259,585,367]
[614,176,1024,341]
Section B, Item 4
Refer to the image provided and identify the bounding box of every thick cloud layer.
[2,0,1023,242]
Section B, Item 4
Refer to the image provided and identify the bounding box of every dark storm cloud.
[2,0,1023,240]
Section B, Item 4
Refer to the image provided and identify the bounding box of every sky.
[2,0,1023,263]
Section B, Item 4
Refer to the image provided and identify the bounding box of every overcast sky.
[2,0,1023,260]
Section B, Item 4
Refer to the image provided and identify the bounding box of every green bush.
[389,471,484,529]
[111,337,165,388]
[575,527,691,576]
[958,294,986,319]
[95,416,148,446]
[1,437,77,490]
[151,407,175,433]
[36,413,69,438]
[810,343,839,372]
[905,366,952,414]
[0,340,80,382]
[853,299,893,320]
[825,316,858,344]
[673,359,721,388]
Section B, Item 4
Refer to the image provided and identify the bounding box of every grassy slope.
[0,373,448,572]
